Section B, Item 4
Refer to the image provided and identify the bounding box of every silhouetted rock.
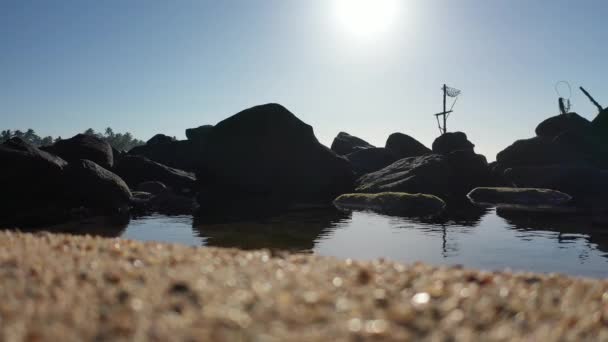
[196,103,354,214]
[496,136,583,169]
[131,190,196,216]
[64,159,131,211]
[356,150,491,199]
[186,125,214,143]
[385,133,431,159]
[345,147,397,177]
[535,113,591,139]
[468,187,572,207]
[43,134,114,169]
[147,134,176,145]
[334,192,445,217]
[0,137,68,217]
[432,132,474,154]
[330,132,374,155]
[591,107,608,136]
[136,181,168,195]
[114,155,195,193]
[129,140,199,171]
[504,166,608,202]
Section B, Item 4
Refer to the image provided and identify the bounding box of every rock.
[43,134,114,169]
[468,187,572,210]
[64,159,132,211]
[591,107,608,136]
[385,133,431,159]
[504,166,608,201]
[330,132,374,155]
[334,192,445,217]
[131,190,196,216]
[345,148,397,177]
[114,155,196,193]
[128,140,199,171]
[356,151,492,199]
[432,132,474,154]
[197,103,354,212]
[535,113,591,139]
[0,138,68,218]
[186,125,214,143]
[136,181,168,195]
[147,134,175,145]
[496,136,583,169]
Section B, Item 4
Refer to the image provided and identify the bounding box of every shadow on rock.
[193,209,351,252]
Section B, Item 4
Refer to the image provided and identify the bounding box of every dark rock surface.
[535,113,591,139]
[186,125,214,143]
[385,133,431,159]
[114,155,196,193]
[129,140,199,171]
[330,132,374,156]
[468,187,572,207]
[197,103,354,213]
[356,151,492,199]
[334,192,445,217]
[136,181,168,195]
[432,132,474,154]
[496,136,583,169]
[146,134,176,145]
[64,159,132,211]
[43,134,114,169]
[345,147,397,177]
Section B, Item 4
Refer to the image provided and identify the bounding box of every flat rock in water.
[334,192,445,217]
[467,187,572,211]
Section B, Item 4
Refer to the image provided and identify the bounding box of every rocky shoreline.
[0,230,607,341]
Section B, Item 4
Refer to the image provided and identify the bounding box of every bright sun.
[333,0,400,39]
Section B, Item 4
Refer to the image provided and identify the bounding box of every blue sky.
[1,0,606,159]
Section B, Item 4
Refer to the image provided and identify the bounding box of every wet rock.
[147,134,176,145]
[43,134,114,169]
[114,155,195,193]
[468,187,572,208]
[535,113,591,139]
[65,159,132,211]
[136,181,168,195]
[185,125,214,143]
[385,133,431,159]
[330,132,374,156]
[345,147,397,177]
[334,192,445,217]
[356,151,492,199]
[197,104,354,212]
[432,131,474,154]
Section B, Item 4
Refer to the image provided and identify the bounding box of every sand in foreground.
[0,231,607,341]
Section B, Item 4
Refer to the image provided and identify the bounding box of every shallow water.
[117,208,608,278]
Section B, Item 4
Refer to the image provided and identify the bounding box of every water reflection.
[193,209,351,252]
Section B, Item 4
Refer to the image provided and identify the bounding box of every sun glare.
[333,0,401,39]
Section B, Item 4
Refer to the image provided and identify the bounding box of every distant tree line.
[0,127,145,151]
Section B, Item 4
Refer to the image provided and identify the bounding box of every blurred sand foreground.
[0,231,607,341]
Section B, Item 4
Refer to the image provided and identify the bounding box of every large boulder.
[64,159,132,211]
[186,125,214,143]
[334,192,445,217]
[345,147,397,177]
[0,137,67,214]
[129,139,199,171]
[43,134,114,169]
[114,155,196,193]
[468,187,572,207]
[535,113,591,139]
[385,133,431,159]
[197,103,355,212]
[146,134,175,145]
[591,107,608,136]
[496,136,583,169]
[356,150,492,199]
[432,131,474,154]
[330,132,374,156]
[504,166,608,201]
